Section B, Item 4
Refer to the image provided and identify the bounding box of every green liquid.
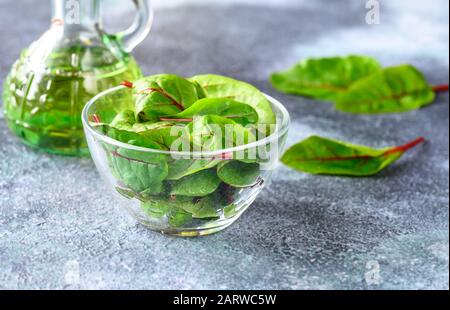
[3,46,142,156]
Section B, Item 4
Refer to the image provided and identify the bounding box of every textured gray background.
[0,0,448,290]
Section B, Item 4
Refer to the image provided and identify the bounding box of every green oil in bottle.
[3,46,142,156]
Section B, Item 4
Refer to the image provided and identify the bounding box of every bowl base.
[157,220,236,237]
[134,202,255,237]
[121,187,261,237]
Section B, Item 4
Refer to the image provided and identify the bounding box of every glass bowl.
[82,85,290,237]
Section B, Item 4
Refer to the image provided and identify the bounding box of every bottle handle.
[119,0,154,53]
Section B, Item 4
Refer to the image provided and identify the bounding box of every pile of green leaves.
[91,74,276,228]
[270,55,444,114]
[271,55,447,176]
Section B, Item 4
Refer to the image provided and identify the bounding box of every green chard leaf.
[110,147,169,193]
[190,74,276,125]
[131,121,190,151]
[270,55,382,100]
[110,110,136,128]
[163,98,259,126]
[170,169,222,197]
[141,199,171,219]
[95,121,190,152]
[169,209,193,227]
[115,187,138,200]
[223,204,237,219]
[177,195,221,219]
[142,198,194,226]
[167,157,222,181]
[189,115,256,152]
[94,124,165,149]
[133,74,200,122]
[217,161,261,187]
[191,80,207,99]
[165,114,258,181]
[115,185,169,202]
[335,65,436,114]
[281,136,425,176]
[95,125,171,194]
[141,194,222,223]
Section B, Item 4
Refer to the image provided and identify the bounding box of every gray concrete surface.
[0,0,448,289]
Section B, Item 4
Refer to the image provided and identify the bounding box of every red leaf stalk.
[121,81,134,88]
[432,84,449,92]
[91,114,101,124]
[383,137,425,156]
[159,117,193,122]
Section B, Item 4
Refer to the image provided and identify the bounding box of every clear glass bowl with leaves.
[82,82,290,237]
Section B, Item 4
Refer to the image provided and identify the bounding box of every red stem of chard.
[159,115,241,122]
[121,81,134,88]
[432,84,449,92]
[383,137,425,156]
[90,114,101,124]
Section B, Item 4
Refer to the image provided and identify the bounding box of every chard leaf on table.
[270,55,382,101]
[133,74,200,122]
[217,161,261,187]
[190,74,276,125]
[281,136,425,176]
[170,169,222,197]
[163,98,259,126]
[335,65,436,114]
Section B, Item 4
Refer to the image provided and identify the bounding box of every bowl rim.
[82,85,291,157]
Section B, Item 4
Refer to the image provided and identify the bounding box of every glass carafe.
[3,0,153,156]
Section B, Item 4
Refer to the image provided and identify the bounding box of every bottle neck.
[52,0,102,28]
